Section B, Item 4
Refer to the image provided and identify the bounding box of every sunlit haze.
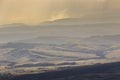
[0,0,120,25]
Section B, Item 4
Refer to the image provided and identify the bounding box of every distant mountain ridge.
[0,17,120,43]
[81,35,120,44]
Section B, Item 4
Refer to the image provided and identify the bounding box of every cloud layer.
[0,0,120,24]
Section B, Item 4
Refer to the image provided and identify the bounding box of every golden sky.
[0,0,120,25]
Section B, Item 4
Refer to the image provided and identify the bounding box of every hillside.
[1,34,120,74]
[1,62,120,80]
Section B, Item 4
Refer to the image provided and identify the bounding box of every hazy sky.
[0,0,120,25]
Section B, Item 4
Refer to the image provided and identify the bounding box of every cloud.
[0,0,119,25]
[49,9,70,21]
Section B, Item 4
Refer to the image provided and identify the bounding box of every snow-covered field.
[0,36,120,74]
[0,19,120,74]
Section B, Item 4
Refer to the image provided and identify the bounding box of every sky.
[0,0,120,25]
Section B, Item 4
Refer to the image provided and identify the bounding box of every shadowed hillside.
[1,62,120,80]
